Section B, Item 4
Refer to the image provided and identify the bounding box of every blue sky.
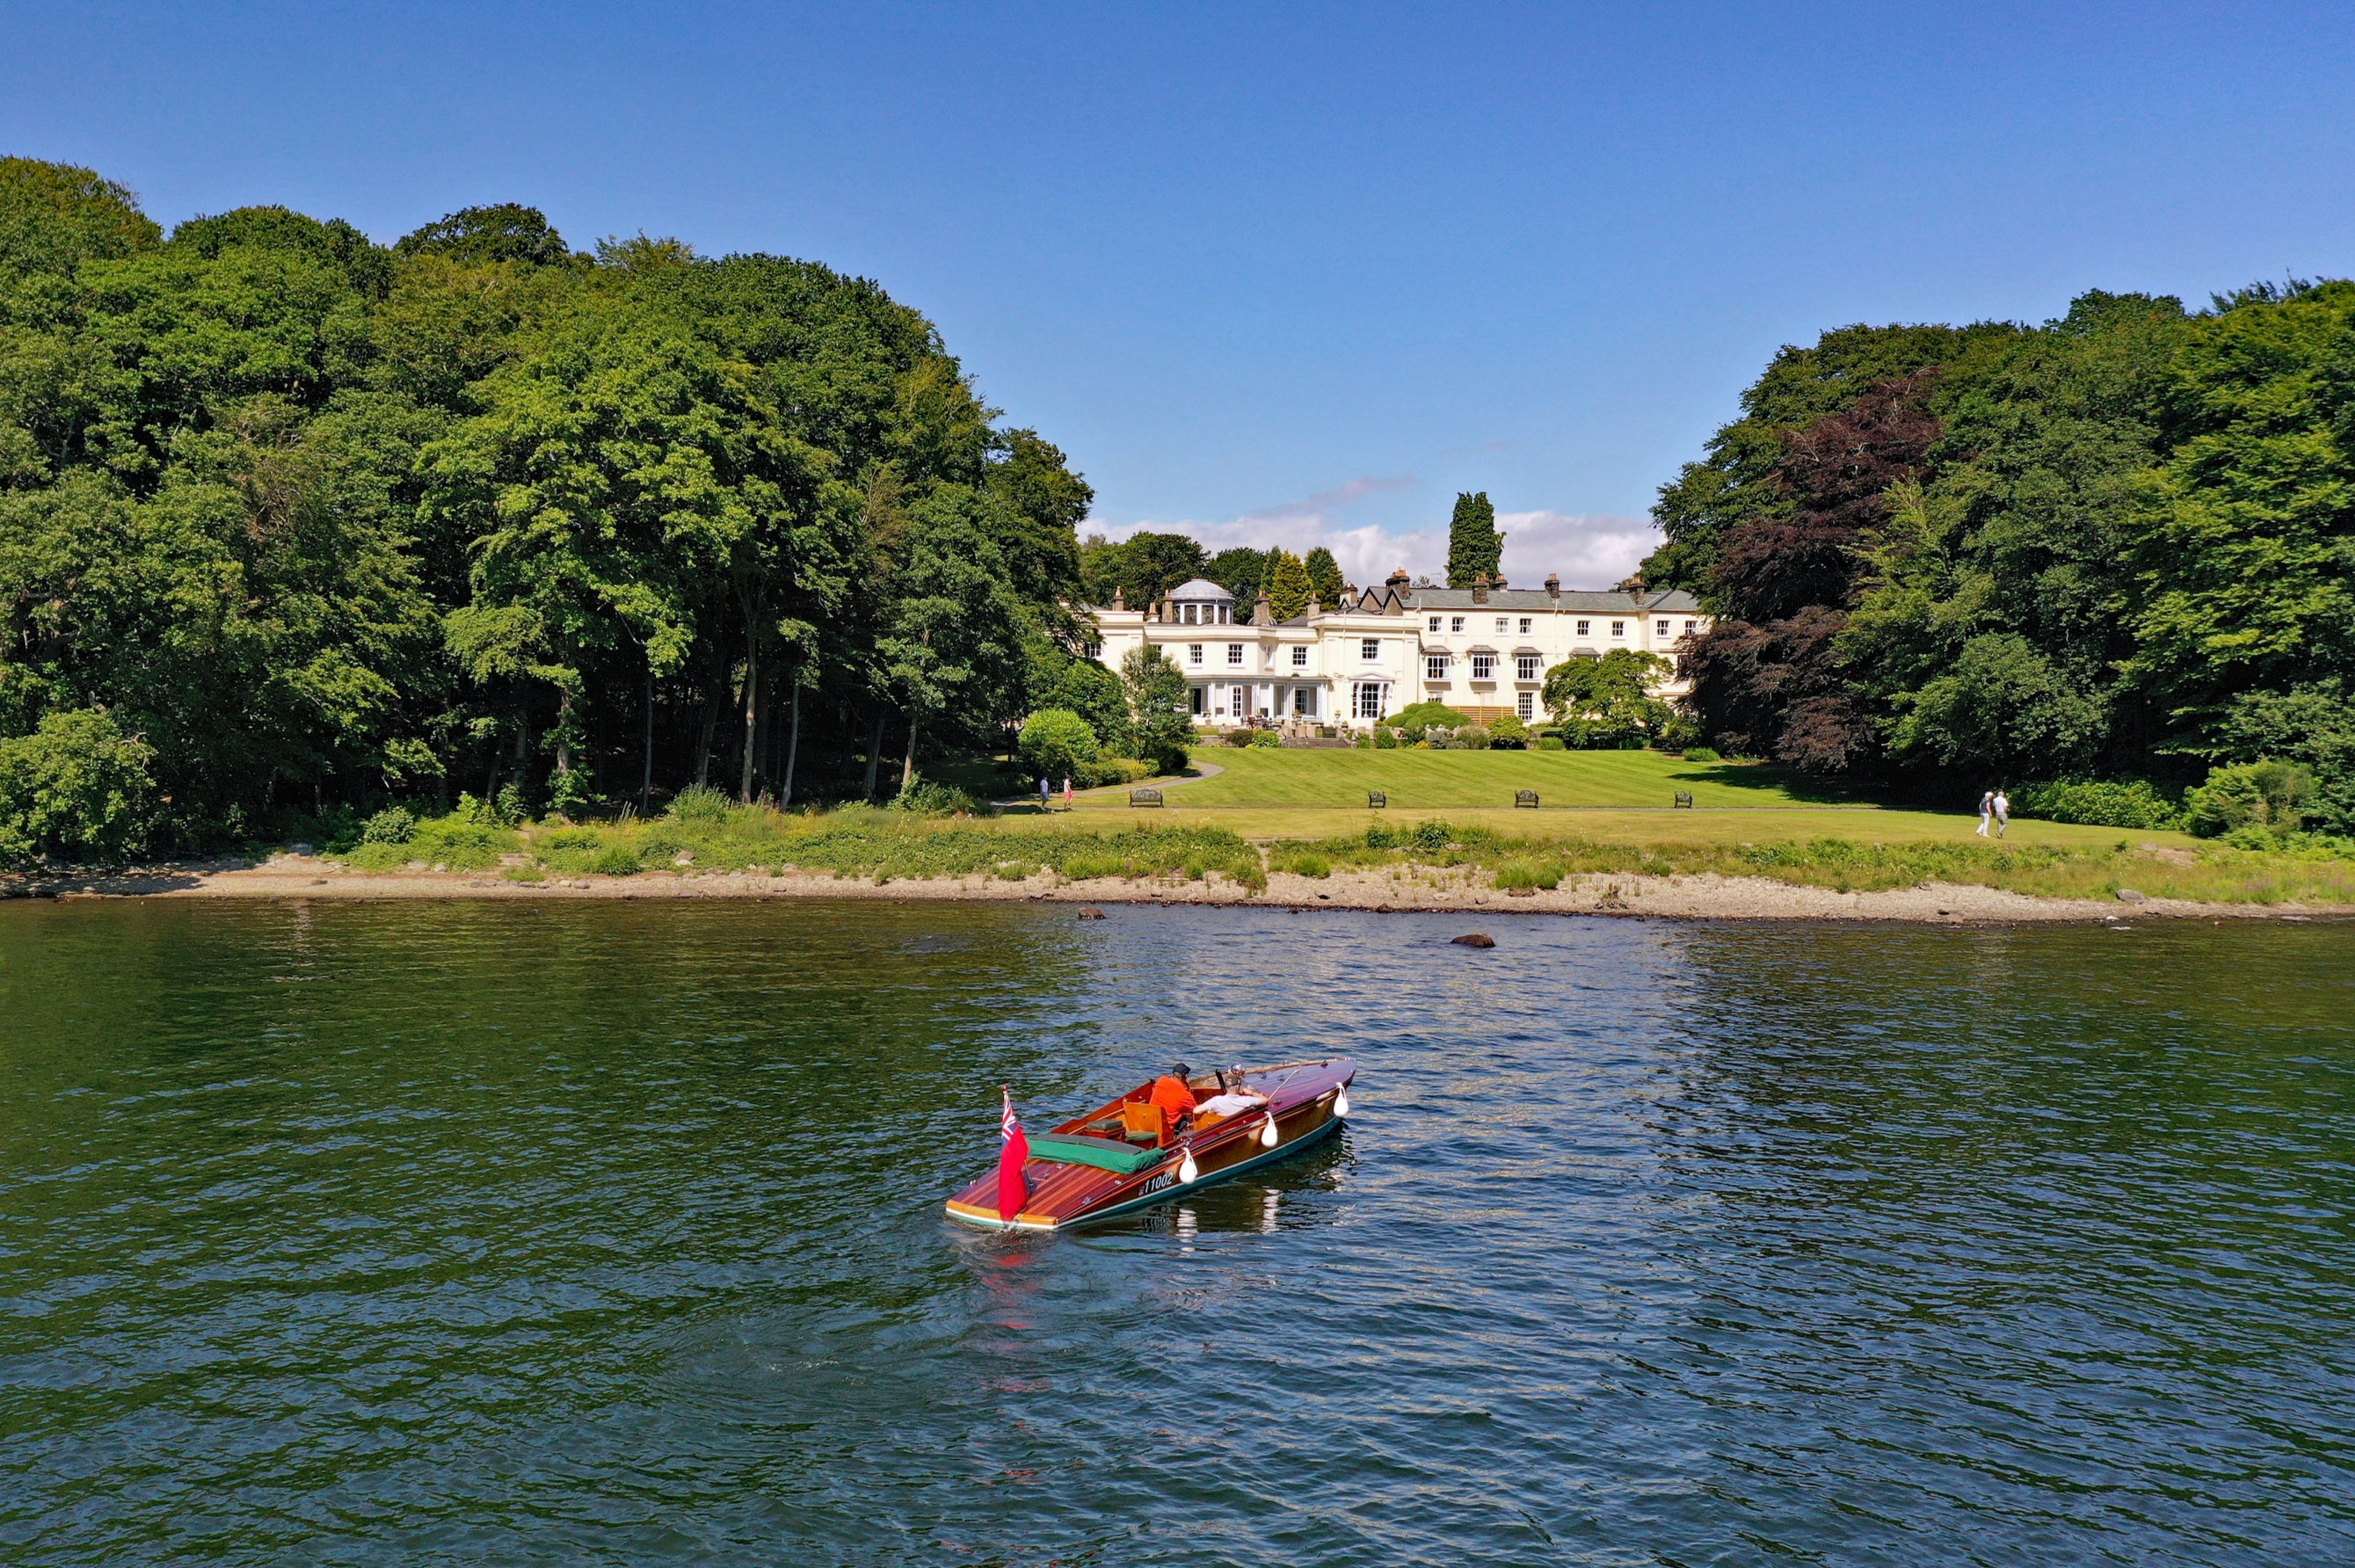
[8,3,2353,587]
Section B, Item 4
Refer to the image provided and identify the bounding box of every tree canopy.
[1656,283,2355,829]
[1445,490,1502,587]
[0,158,1098,855]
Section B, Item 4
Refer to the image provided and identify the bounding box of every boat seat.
[1120,1100,1165,1146]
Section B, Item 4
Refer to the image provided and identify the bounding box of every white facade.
[1087,574,1709,730]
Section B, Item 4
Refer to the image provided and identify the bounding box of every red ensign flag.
[996,1086,1030,1222]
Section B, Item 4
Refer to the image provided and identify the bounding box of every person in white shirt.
[1993,789,2010,838]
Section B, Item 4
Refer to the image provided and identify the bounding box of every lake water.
[2,899,2351,1566]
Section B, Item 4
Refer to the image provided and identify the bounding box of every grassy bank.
[1130,746,1846,810]
[1260,822,2355,907]
[331,795,2355,910]
[342,802,1273,890]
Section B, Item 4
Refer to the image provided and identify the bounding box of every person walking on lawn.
[1063,775,1073,807]
[1039,775,1051,810]
[1994,789,2010,838]
[1977,790,1995,838]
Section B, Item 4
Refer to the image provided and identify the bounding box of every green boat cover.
[1028,1133,1165,1175]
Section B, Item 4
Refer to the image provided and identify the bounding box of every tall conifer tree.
[1445,491,1503,587]
[1304,546,1346,606]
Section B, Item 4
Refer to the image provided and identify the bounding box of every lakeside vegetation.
[0,157,1164,868]
[1646,282,2355,843]
[316,781,2355,909]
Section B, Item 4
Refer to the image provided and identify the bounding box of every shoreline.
[5,856,2337,925]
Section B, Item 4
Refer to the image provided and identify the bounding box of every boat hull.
[944,1058,1354,1232]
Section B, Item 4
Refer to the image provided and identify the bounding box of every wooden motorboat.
[944,1058,1355,1231]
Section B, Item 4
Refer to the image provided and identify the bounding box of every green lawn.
[1123,745,1849,810]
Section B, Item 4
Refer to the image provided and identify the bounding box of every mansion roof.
[1399,586,1703,613]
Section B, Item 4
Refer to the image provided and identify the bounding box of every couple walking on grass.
[1977,788,2010,838]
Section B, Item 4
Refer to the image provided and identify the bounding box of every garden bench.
[1674,791,1694,809]
[1368,791,1387,809]
[1130,788,1164,808]
[1515,790,1540,809]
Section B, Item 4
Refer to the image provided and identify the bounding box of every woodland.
[0,157,1135,860]
[1646,284,2355,836]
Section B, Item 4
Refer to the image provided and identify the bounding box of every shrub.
[1018,708,1099,781]
[1537,736,1566,751]
[1374,728,1399,750]
[1249,729,1281,748]
[1454,724,1492,751]
[548,766,594,818]
[0,708,158,867]
[360,806,418,846]
[411,816,515,870]
[892,779,982,817]
[1270,846,1331,877]
[2184,760,2316,838]
[2012,778,2179,831]
[588,843,643,876]
[1494,859,1563,890]
[1079,756,1152,788]
[1487,714,1530,749]
[1224,729,1257,748]
[1393,701,1472,734]
[1680,746,1721,764]
[667,783,734,824]
[1356,733,1374,750]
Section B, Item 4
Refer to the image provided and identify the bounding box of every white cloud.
[1089,489,1660,593]
[1495,510,1661,590]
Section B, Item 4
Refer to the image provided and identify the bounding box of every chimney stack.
[1385,568,1410,589]
[1545,573,1560,603]
[1111,585,1125,611]
[1472,571,1491,605]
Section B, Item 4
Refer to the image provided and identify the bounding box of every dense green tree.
[1304,545,1346,606]
[1264,547,1310,621]
[1016,708,1097,784]
[0,707,156,865]
[2126,281,2355,740]
[1119,643,1192,771]
[1079,528,1203,607]
[1206,546,1270,604]
[1543,650,1674,748]
[395,204,575,267]
[0,157,160,282]
[1444,491,1501,587]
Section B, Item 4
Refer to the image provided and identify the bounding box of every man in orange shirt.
[1148,1063,1199,1136]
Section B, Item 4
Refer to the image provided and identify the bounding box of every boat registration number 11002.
[1138,1169,1177,1198]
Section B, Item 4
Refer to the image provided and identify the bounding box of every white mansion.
[1087,570,1708,730]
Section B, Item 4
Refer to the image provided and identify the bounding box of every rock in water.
[2116,888,2148,904]
[1451,933,1495,948]
[1077,907,1106,920]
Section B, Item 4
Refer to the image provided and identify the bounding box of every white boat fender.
[1178,1150,1199,1185]
[1334,1088,1349,1118]
[1259,1111,1280,1149]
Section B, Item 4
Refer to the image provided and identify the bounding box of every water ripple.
[1,901,2351,1564]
